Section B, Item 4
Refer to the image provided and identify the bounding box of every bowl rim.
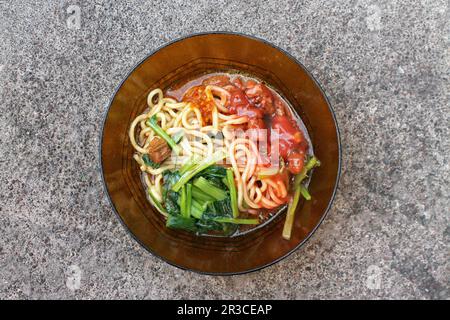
[99,31,342,276]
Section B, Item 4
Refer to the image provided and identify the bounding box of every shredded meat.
[147,137,171,163]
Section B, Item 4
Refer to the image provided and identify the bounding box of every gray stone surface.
[0,0,448,299]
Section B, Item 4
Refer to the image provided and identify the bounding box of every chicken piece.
[147,137,171,163]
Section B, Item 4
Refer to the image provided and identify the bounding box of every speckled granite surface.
[0,0,448,299]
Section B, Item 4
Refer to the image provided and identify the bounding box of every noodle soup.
[129,72,319,239]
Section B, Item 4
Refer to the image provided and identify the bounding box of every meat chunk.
[244,83,275,114]
[147,137,171,163]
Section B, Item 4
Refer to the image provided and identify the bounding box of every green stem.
[192,186,216,202]
[282,186,302,240]
[300,185,311,200]
[293,156,321,188]
[185,183,192,218]
[172,151,226,192]
[193,177,227,201]
[226,169,239,218]
[213,217,259,225]
[179,185,188,218]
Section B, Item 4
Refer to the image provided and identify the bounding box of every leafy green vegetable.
[206,198,233,217]
[193,177,228,201]
[164,194,180,216]
[282,186,302,240]
[162,171,181,195]
[160,157,261,236]
[222,177,229,188]
[196,165,228,189]
[195,218,225,233]
[180,155,200,175]
[293,156,321,188]
[191,199,209,219]
[162,170,181,216]
[180,185,188,218]
[147,115,181,155]
[192,186,215,202]
[283,156,321,240]
[213,217,259,225]
[197,165,227,178]
[166,215,198,233]
[226,169,239,218]
[172,151,226,192]
[300,185,311,200]
[142,154,160,169]
[185,183,192,218]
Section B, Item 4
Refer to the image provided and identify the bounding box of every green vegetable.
[147,115,181,155]
[213,217,259,225]
[172,151,226,192]
[185,183,192,218]
[195,165,228,189]
[293,156,321,188]
[193,177,227,201]
[197,165,227,178]
[179,186,188,218]
[282,156,321,240]
[222,177,229,188]
[300,185,311,200]
[180,155,199,175]
[226,169,239,218]
[162,171,181,216]
[190,199,209,219]
[162,171,181,194]
[195,218,226,233]
[282,186,302,240]
[204,198,233,218]
[192,186,215,202]
[166,215,198,233]
[142,154,160,169]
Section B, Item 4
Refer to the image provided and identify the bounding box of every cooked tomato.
[287,150,305,174]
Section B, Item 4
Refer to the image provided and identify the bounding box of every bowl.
[100,32,340,275]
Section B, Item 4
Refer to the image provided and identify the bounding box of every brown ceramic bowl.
[100,32,340,275]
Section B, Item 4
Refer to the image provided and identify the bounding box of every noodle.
[129,81,290,216]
